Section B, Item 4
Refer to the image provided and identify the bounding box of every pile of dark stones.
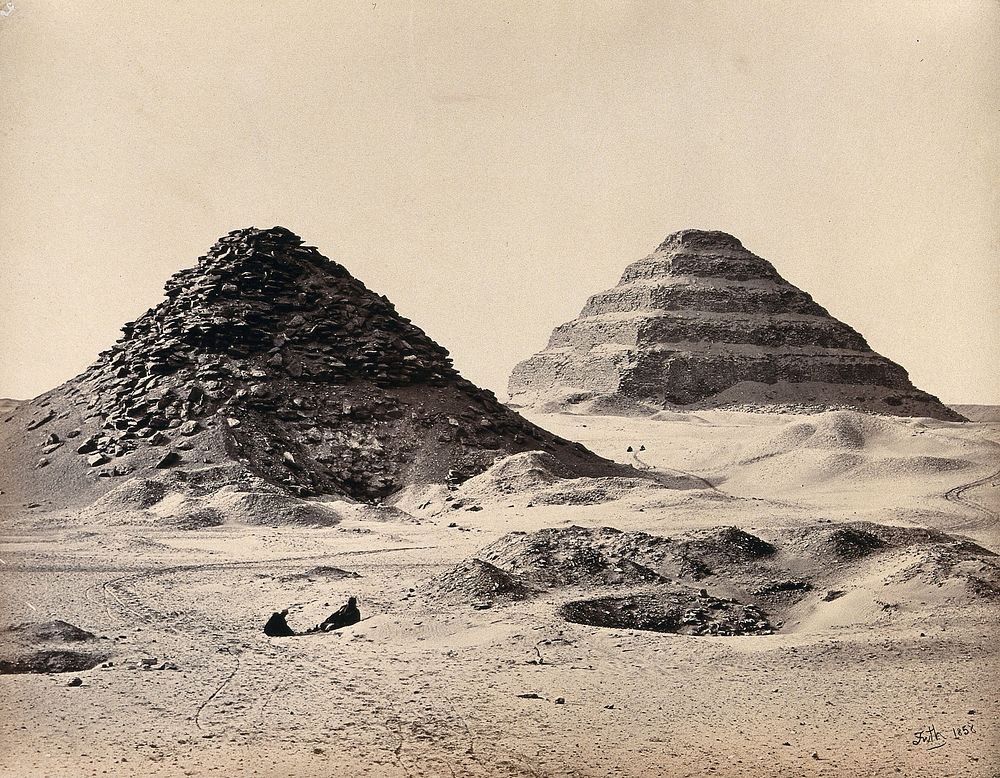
[34,227,620,501]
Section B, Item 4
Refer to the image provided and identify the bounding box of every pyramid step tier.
[581,276,829,317]
[548,310,869,352]
[620,251,783,284]
[510,347,917,405]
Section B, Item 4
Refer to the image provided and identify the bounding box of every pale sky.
[1,1,997,403]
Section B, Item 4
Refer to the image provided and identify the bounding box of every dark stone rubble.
[44,226,625,501]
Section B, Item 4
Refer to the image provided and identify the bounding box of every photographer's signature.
[912,721,977,751]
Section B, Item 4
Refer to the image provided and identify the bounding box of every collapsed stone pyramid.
[7,227,627,505]
[508,230,963,421]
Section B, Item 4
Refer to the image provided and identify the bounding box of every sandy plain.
[1,408,998,778]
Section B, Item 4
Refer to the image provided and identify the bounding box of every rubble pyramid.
[509,230,963,421]
[3,227,628,508]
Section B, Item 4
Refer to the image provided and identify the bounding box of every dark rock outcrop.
[509,230,963,421]
[1,227,630,507]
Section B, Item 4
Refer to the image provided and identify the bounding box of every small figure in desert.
[308,596,361,633]
[263,608,296,637]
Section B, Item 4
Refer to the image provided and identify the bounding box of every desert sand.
[1,408,997,777]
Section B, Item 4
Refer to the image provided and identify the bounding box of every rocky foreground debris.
[430,522,1000,633]
[509,229,963,420]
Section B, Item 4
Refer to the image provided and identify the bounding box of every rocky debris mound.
[280,566,360,583]
[559,590,773,636]
[786,521,979,561]
[430,521,1000,631]
[473,526,670,590]
[673,526,777,579]
[5,620,97,643]
[429,525,775,635]
[766,521,1000,609]
[823,525,890,560]
[509,229,963,421]
[3,226,632,508]
[430,558,534,604]
[0,620,110,674]
[432,525,783,599]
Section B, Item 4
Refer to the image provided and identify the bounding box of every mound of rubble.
[466,525,780,588]
[0,621,110,675]
[431,558,534,605]
[559,591,773,636]
[784,521,986,562]
[508,229,963,421]
[430,522,1000,633]
[1,227,634,509]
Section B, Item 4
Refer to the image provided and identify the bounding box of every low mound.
[459,451,567,494]
[432,525,778,602]
[475,526,669,590]
[559,590,773,636]
[530,477,667,506]
[852,456,970,478]
[91,477,170,511]
[429,559,534,604]
[789,521,967,561]
[739,411,896,464]
[281,565,360,582]
[456,450,667,507]
[4,620,96,643]
[649,411,712,424]
[824,526,889,560]
[87,476,344,528]
[323,500,418,523]
[885,540,1000,592]
[0,620,109,675]
[680,526,776,563]
[199,488,342,527]
[163,506,226,530]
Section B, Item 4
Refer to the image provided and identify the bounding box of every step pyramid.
[4,227,627,507]
[508,230,962,421]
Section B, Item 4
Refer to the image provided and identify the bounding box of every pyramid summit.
[3,226,629,508]
[509,230,963,421]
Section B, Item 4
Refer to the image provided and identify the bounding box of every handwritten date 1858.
[912,722,976,750]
